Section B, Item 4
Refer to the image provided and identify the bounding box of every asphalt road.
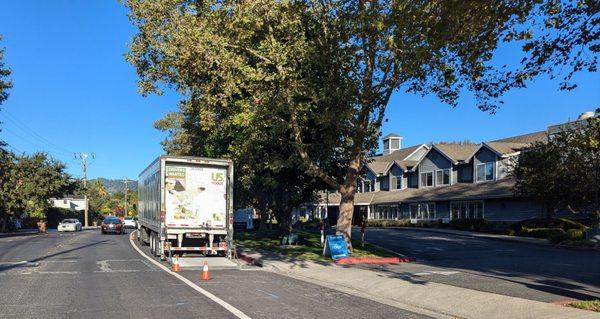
[0,230,430,319]
[355,227,600,303]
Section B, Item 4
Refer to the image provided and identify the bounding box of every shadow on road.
[0,238,109,273]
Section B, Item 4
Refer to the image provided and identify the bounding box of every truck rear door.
[164,164,227,229]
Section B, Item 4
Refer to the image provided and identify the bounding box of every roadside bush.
[549,232,569,244]
[366,220,411,228]
[566,229,585,241]
[520,227,565,239]
[511,218,587,233]
[448,218,488,231]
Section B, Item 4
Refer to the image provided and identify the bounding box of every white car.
[58,219,82,232]
[123,217,138,229]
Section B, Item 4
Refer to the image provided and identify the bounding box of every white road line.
[37,271,80,274]
[129,231,251,319]
[255,289,279,299]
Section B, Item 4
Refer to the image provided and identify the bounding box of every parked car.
[123,217,137,229]
[58,219,82,232]
[101,217,125,235]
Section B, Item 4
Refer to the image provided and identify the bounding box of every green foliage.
[0,152,76,222]
[519,227,565,240]
[0,34,12,149]
[567,299,600,312]
[511,218,587,232]
[124,0,599,243]
[514,116,600,225]
[365,220,411,228]
[448,219,489,231]
[0,35,11,106]
[566,228,585,241]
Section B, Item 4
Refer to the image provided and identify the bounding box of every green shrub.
[549,232,569,244]
[511,218,587,233]
[520,227,565,239]
[449,218,488,231]
[366,219,411,228]
[566,228,585,241]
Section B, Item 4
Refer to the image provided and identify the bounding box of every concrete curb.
[0,230,39,238]
[335,256,416,264]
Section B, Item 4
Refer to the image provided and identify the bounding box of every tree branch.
[289,112,341,190]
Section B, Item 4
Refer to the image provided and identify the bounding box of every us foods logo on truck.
[211,172,224,186]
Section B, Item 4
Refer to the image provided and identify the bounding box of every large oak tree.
[125,0,599,249]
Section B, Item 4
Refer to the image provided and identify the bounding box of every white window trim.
[420,171,434,188]
[409,202,437,221]
[450,201,485,220]
[435,168,451,187]
[475,162,495,183]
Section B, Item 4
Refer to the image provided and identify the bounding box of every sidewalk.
[0,229,39,238]
[238,247,599,319]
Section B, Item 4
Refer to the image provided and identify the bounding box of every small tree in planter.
[27,199,48,233]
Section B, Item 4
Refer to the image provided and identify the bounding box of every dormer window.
[420,171,433,187]
[391,174,402,190]
[435,169,450,186]
[476,162,495,182]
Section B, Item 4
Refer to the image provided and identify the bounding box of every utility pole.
[75,152,95,227]
[124,177,129,218]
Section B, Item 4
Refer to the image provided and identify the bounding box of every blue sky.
[0,2,598,179]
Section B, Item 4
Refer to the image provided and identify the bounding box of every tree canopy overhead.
[125,0,599,248]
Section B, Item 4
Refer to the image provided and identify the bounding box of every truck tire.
[149,232,155,255]
[141,228,150,246]
[153,233,161,257]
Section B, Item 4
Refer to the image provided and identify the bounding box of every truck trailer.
[137,156,234,260]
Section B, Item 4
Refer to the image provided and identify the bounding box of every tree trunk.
[275,207,293,237]
[337,186,356,251]
[545,203,554,219]
[256,206,269,237]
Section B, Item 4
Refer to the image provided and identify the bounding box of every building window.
[391,175,402,190]
[450,201,484,220]
[373,205,398,220]
[409,203,436,220]
[435,169,450,186]
[357,181,363,193]
[371,179,376,192]
[420,171,433,187]
[363,180,371,193]
[476,162,494,182]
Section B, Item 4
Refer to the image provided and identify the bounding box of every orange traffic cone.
[171,256,181,272]
[201,261,210,281]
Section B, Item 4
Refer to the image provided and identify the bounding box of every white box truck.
[137,156,234,260]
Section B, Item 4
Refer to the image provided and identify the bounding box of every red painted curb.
[237,253,257,265]
[334,256,416,264]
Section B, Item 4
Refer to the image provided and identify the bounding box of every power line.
[1,126,72,160]
[2,110,74,155]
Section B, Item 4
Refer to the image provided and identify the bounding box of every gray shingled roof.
[365,161,392,176]
[433,144,479,163]
[315,178,516,206]
[485,142,530,156]
[491,131,547,144]
[383,133,402,139]
[371,144,425,162]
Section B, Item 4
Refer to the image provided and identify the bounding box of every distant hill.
[92,178,138,194]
